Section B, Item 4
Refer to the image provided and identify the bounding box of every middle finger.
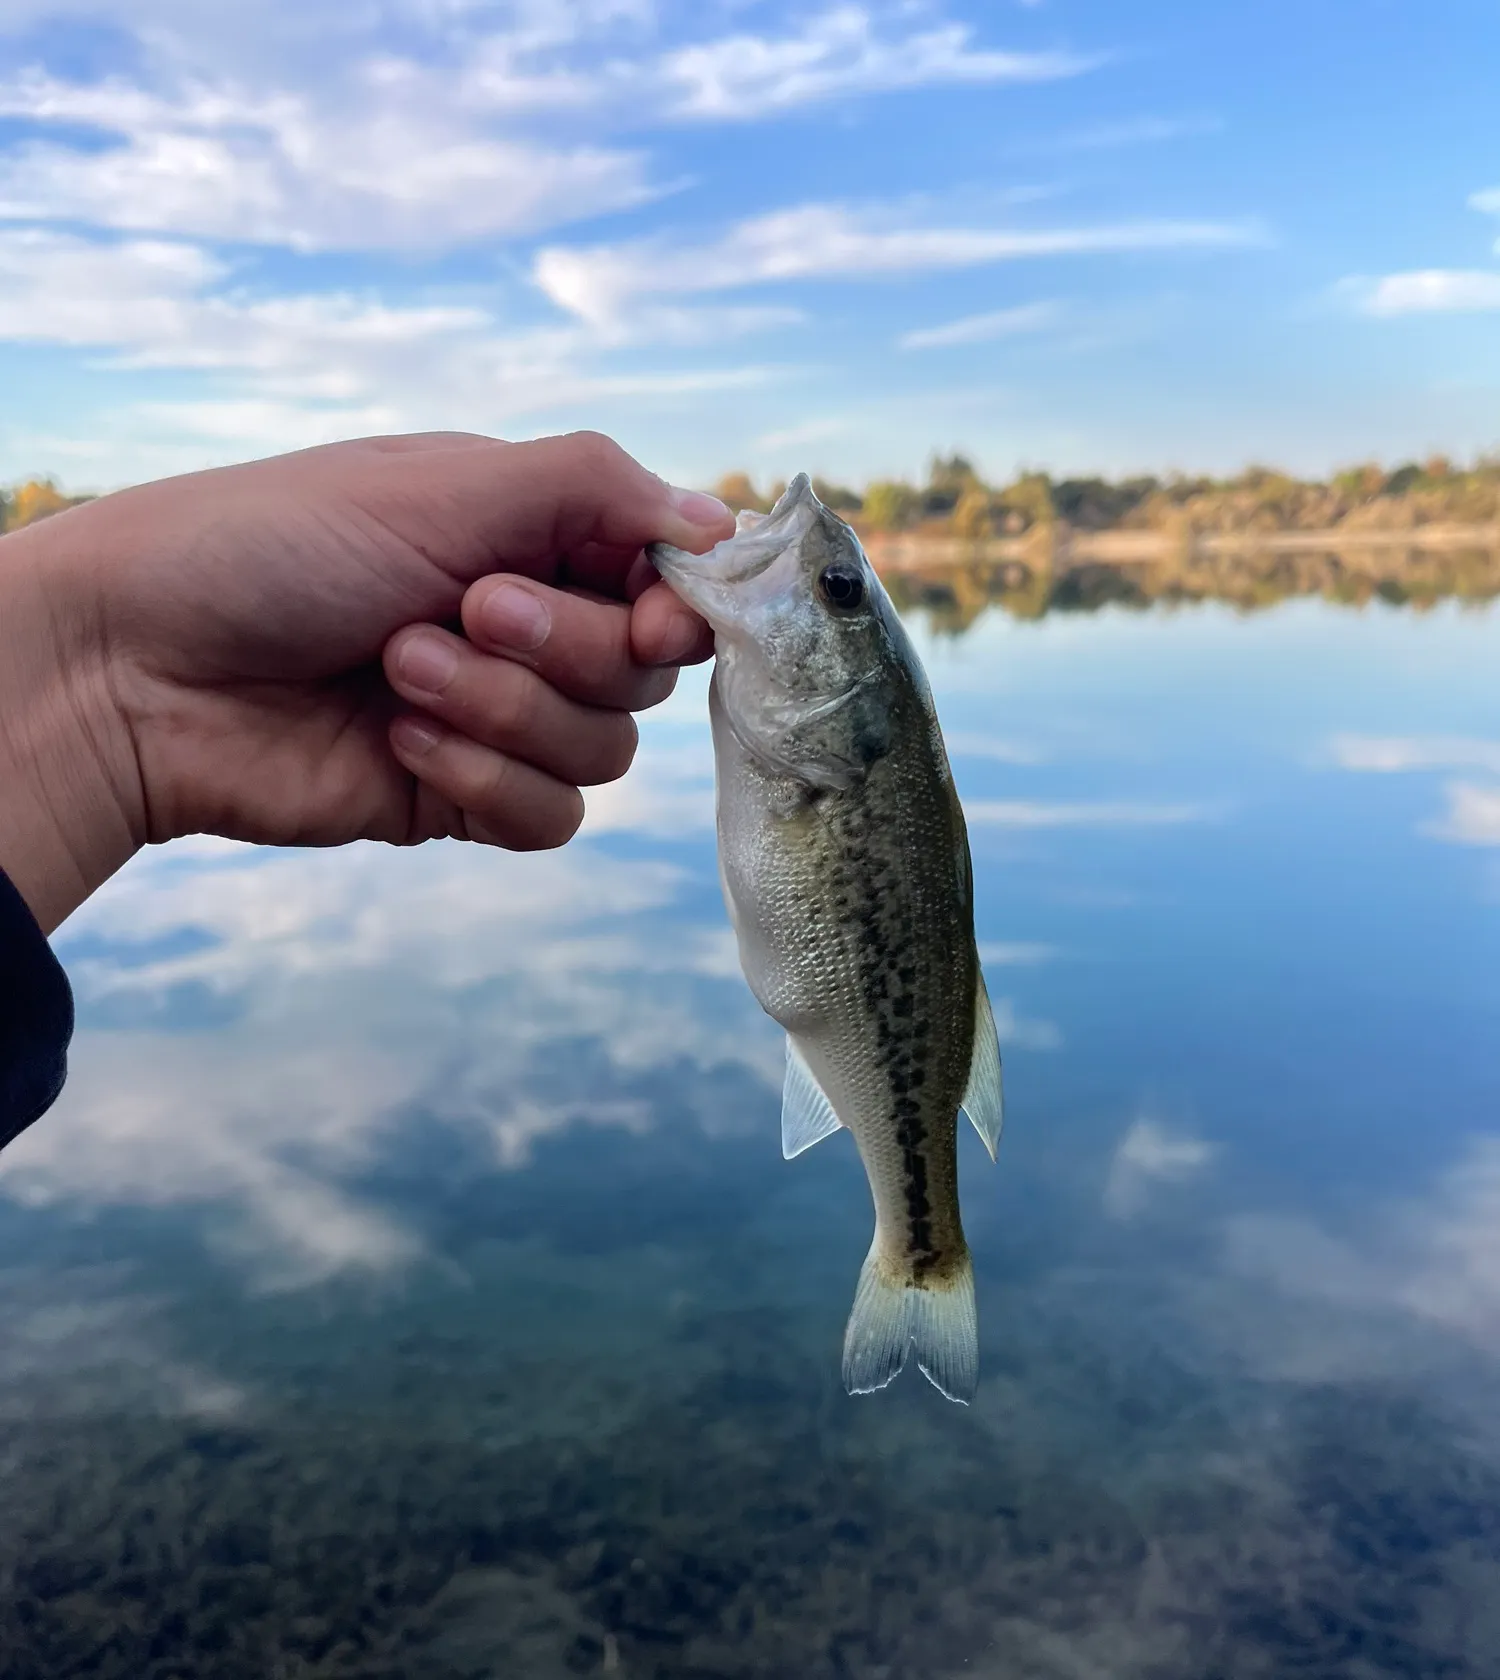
[462,574,679,711]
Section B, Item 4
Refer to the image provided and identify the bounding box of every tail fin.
[841,1246,978,1404]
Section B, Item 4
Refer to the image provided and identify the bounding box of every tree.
[922,451,981,516]
[811,475,861,513]
[951,486,994,539]
[7,478,77,531]
[861,480,919,530]
[713,472,765,513]
[998,472,1053,530]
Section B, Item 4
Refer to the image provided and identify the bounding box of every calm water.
[2,595,1497,1678]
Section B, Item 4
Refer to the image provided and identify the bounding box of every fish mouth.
[648,472,821,619]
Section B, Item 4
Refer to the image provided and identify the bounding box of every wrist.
[0,515,145,933]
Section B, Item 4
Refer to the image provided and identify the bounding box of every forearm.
[0,515,144,933]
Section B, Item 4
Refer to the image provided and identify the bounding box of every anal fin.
[782,1036,843,1159]
[961,972,1005,1161]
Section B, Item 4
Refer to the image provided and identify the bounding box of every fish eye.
[818,565,866,612]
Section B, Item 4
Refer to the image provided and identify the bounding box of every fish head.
[650,473,917,790]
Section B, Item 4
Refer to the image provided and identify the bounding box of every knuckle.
[485,661,539,743]
[442,743,513,815]
[564,429,619,471]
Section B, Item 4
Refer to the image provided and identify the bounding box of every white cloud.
[1223,1135,1500,1366]
[752,416,850,451]
[658,8,1093,120]
[1428,782,1500,847]
[945,731,1048,765]
[0,67,656,251]
[1329,734,1500,776]
[1104,1117,1215,1219]
[1470,188,1500,216]
[1354,269,1500,316]
[1009,114,1222,158]
[0,226,786,468]
[1327,737,1500,849]
[535,206,1262,326]
[0,8,1093,252]
[990,996,1063,1051]
[899,299,1061,350]
[581,731,717,836]
[964,798,1212,827]
[977,941,1056,966]
[7,825,780,1284]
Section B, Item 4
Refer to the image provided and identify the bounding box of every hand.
[0,431,731,933]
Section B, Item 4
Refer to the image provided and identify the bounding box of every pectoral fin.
[782,1037,843,1159]
[961,974,1005,1161]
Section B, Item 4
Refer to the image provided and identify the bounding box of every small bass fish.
[650,475,1003,1403]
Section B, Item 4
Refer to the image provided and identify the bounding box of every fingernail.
[397,634,458,695]
[482,582,551,651]
[667,485,731,526]
[656,610,704,665]
[392,715,443,758]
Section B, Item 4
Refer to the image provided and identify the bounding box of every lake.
[2,592,1497,1679]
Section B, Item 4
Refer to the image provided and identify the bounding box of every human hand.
[0,431,731,932]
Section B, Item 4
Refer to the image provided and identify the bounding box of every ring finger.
[384,624,637,787]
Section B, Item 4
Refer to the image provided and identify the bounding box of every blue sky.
[0,0,1497,491]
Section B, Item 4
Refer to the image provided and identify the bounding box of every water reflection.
[0,597,1496,1677]
[881,540,1500,634]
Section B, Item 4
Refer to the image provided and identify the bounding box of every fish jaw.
[652,473,899,791]
[647,472,821,639]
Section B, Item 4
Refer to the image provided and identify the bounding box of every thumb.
[345,430,734,598]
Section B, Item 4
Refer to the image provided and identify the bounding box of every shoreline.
[861,523,1500,571]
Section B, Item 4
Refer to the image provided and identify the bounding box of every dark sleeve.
[0,867,74,1150]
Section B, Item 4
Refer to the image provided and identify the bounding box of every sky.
[0,0,1498,492]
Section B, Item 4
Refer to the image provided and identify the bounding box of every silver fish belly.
[651,474,1003,1402]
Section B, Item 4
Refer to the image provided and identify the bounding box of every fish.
[649,474,1003,1403]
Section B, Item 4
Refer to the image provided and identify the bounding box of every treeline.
[716,452,1500,538]
[0,479,93,534]
[11,453,1500,542]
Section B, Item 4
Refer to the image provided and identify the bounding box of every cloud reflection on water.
[8,835,779,1283]
[1329,733,1500,846]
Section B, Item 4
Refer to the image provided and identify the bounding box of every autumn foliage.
[0,478,92,534]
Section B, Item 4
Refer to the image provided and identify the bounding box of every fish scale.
[652,474,1004,1403]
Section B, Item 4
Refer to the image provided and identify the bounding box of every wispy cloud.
[1351,270,1500,316]
[535,206,1263,326]
[1429,782,1500,847]
[1104,1117,1216,1220]
[1329,735,1500,776]
[0,8,1093,251]
[12,814,780,1282]
[977,941,1056,966]
[752,416,851,452]
[658,7,1095,120]
[899,299,1062,350]
[0,226,785,466]
[1340,190,1500,316]
[0,68,657,251]
[945,731,1048,764]
[1012,114,1222,155]
[1224,1134,1500,1364]
[1327,737,1500,849]
[964,798,1213,827]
